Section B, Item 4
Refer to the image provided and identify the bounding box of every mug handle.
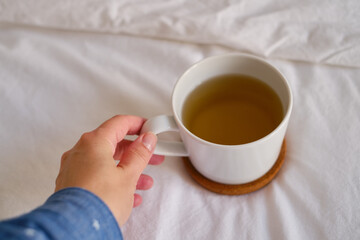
[139,115,189,157]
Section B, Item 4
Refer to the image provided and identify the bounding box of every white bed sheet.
[0,1,359,239]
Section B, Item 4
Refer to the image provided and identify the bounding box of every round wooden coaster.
[183,140,286,195]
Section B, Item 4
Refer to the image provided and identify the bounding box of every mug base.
[182,140,287,195]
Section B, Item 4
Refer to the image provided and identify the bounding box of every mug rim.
[172,53,293,149]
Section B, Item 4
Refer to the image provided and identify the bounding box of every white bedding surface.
[1,1,359,239]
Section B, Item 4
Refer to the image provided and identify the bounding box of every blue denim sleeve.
[0,187,123,240]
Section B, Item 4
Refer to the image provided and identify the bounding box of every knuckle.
[78,132,99,149]
[61,150,70,160]
[128,146,150,166]
[111,114,125,121]
[60,151,69,165]
[79,132,94,143]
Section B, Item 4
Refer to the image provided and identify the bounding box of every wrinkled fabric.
[0,188,122,239]
[0,0,360,67]
[0,1,359,240]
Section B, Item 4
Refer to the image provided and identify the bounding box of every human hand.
[55,115,164,226]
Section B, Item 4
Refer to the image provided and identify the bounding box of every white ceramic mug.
[140,53,293,185]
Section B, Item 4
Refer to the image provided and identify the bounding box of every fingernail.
[142,132,157,152]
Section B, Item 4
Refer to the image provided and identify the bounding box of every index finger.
[94,115,146,151]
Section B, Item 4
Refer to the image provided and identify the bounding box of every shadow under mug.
[140,53,293,185]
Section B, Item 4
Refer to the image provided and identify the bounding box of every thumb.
[118,132,157,177]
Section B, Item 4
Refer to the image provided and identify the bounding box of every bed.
[0,0,359,239]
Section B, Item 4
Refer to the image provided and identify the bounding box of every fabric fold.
[1,0,359,67]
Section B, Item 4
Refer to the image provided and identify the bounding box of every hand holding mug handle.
[140,115,189,157]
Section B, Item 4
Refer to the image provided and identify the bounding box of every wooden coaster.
[183,140,286,195]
